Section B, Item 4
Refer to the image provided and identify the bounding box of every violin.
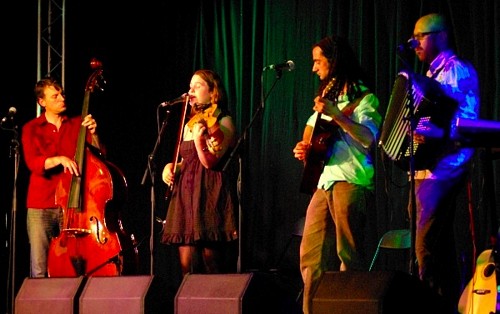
[187,103,224,155]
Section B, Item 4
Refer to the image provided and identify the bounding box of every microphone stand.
[3,121,19,314]
[397,50,417,276]
[407,85,417,277]
[141,109,172,275]
[223,68,285,273]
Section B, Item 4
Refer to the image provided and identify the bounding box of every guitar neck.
[305,113,321,144]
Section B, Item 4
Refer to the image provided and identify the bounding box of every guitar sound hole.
[483,263,496,277]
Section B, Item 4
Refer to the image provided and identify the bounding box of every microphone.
[159,93,188,107]
[397,39,419,53]
[264,60,295,72]
[1,107,17,123]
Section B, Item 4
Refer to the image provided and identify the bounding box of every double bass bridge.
[61,228,92,238]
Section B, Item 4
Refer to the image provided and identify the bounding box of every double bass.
[47,59,138,277]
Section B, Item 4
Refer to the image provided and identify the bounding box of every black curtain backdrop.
[2,0,500,312]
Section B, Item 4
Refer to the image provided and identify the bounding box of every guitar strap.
[340,90,369,117]
[337,91,372,154]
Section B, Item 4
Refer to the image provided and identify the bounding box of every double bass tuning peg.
[95,75,106,92]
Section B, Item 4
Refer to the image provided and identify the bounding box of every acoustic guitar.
[458,249,497,314]
[299,79,336,195]
[299,81,366,195]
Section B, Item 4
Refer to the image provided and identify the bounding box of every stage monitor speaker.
[15,276,86,314]
[79,275,170,314]
[175,272,301,314]
[312,271,441,314]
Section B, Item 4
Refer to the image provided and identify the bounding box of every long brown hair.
[313,35,370,103]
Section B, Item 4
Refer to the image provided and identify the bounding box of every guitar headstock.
[322,77,336,98]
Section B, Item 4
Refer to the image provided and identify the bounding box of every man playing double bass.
[21,77,100,278]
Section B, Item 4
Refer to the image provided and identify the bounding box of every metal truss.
[37,0,65,115]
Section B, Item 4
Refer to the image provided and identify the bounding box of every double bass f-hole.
[89,215,107,244]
